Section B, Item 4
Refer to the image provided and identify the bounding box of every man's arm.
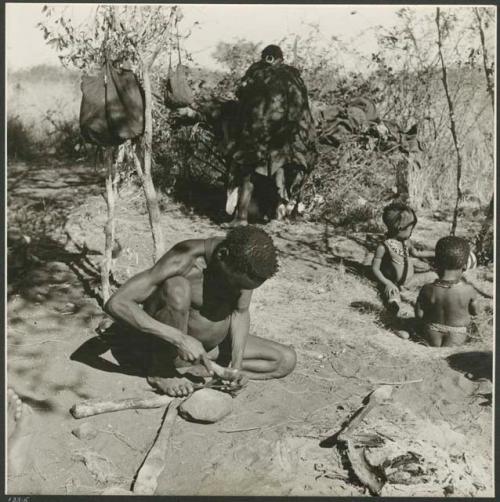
[229,290,252,370]
[105,239,208,360]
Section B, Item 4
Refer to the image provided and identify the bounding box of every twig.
[218,426,263,433]
[219,418,302,434]
[294,371,339,385]
[435,7,463,235]
[330,360,364,381]
[375,430,396,442]
[274,381,324,395]
[33,460,47,481]
[100,429,139,451]
[297,433,323,440]
[368,378,423,386]
[305,402,340,419]
[8,339,70,347]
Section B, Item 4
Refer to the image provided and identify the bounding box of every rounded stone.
[179,388,233,423]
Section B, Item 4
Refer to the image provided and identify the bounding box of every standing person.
[225,44,317,227]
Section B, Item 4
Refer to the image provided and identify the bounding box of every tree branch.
[435,7,463,236]
[474,7,494,111]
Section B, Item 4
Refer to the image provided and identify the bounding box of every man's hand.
[177,336,214,375]
[211,365,249,391]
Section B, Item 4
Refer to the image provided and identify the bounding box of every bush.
[44,109,86,158]
[7,115,35,161]
[301,141,399,228]
[7,65,86,161]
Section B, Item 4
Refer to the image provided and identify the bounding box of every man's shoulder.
[204,236,225,261]
[282,63,301,75]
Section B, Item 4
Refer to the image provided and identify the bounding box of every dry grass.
[7,66,81,158]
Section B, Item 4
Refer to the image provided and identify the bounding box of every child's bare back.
[418,281,476,327]
[415,236,478,347]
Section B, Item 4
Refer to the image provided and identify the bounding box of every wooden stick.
[345,439,384,495]
[338,386,393,441]
[70,361,235,419]
[70,395,175,419]
[132,399,181,495]
[368,378,423,386]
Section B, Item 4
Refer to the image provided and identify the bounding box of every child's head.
[382,202,417,240]
[216,226,279,289]
[435,236,470,274]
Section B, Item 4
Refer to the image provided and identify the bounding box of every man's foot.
[221,219,248,229]
[147,375,199,397]
[7,388,35,476]
[276,203,287,221]
[395,330,410,340]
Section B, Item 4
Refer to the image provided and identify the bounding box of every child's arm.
[409,243,434,259]
[372,244,398,294]
[468,287,480,316]
[414,286,427,320]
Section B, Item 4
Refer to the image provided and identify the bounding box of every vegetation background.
[8,7,494,227]
[6,6,494,496]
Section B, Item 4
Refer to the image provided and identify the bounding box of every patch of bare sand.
[8,177,493,496]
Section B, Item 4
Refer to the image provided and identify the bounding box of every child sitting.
[415,236,479,347]
[372,202,433,315]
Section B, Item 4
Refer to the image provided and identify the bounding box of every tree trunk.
[138,65,165,263]
[474,8,494,110]
[101,148,116,303]
[474,195,494,266]
[435,7,463,236]
[473,8,494,264]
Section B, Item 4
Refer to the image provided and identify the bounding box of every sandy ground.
[7,160,494,496]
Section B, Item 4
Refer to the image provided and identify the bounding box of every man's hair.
[382,202,417,235]
[435,236,470,270]
[261,44,284,62]
[221,226,279,280]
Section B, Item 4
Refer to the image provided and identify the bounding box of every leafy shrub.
[7,115,35,161]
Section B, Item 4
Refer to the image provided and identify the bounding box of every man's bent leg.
[145,276,200,396]
[230,175,253,226]
[234,335,297,380]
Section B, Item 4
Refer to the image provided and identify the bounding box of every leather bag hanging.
[80,60,145,146]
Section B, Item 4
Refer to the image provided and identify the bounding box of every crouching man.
[105,226,296,396]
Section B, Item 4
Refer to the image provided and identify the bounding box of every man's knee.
[163,277,191,311]
[276,345,297,377]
